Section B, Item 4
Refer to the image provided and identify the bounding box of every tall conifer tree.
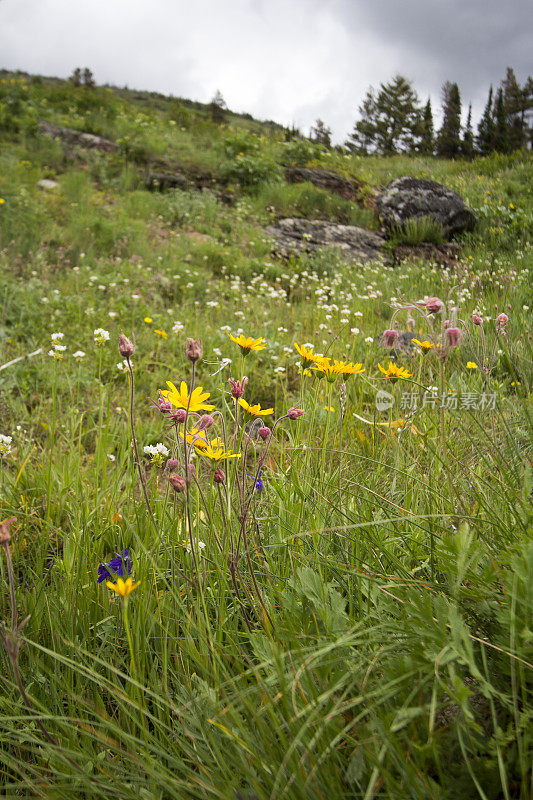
[436,82,462,158]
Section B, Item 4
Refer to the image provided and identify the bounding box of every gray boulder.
[265,218,386,263]
[39,121,116,152]
[376,177,476,238]
[145,172,190,191]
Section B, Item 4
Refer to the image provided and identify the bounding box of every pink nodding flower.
[118,333,135,358]
[446,327,462,347]
[228,377,247,399]
[382,329,399,348]
[166,458,180,471]
[214,467,225,484]
[170,409,187,424]
[258,426,270,441]
[426,297,444,314]
[169,474,186,494]
[197,414,214,431]
[158,395,174,414]
[287,407,304,420]
[472,313,483,326]
[496,312,509,332]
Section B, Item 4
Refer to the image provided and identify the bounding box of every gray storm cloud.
[1,0,531,141]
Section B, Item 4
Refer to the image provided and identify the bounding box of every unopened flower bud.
[158,395,173,413]
[185,337,202,363]
[197,414,214,431]
[228,377,247,399]
[171,409,187,424]
[166,458,180,471]
[382,329,399,348]
[258,426,270,441]
[472,313,483,326]
[446,327,462,347]
[287,407,304,420]
[496,312,509,331]
[118,333,135,358]
[426,297,444,314]
[214,467,225,484]
[169,474,186,494]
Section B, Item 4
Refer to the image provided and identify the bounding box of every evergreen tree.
[419,99,434,154]
[502,67,527,150]
[461,104,474,159]
[310,118,332,148]
[82,68,95,88]
[493,88,509,153]
[346,75,422,155]
[209,90,227,124]
[524,76,533,148]
[477,86,495,154]
[70,67,82,87]
[436,82,462,158]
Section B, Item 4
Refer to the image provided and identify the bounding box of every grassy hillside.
[0,71,532,799]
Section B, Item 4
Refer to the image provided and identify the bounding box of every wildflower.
[214,467,225,484]
[0,198,5,205]
[48,348,64,361]
[227,333,266,356]
[0,434,13,455]
[197,440,241,461]
[381,329,399,348]
[107,454,116,462]
[335,360,365,379]
[144,317,153,324]
[287,407,304,420]
[185,338,202,363]
[169,474,187,493]
[180,426,209,449]
[143,442,170,466]
[294,343,319,368]
[312,357,338,382]
[50,332,64,342]
[471,313,483,326]
[106,576,141,598]
[364,336,374,344]
[249,470,264,493]
[446,327,462,347]
[117,360,129,372]
[426,297,444,314]
[258,426,270,441]
[466,362,478,370]
[496,313,509,333]
[109,549,132,577]
[228,377,247,400]
[161,381,214,412]
[172,321,184,333]
[72,350,86,360]
[378,362,412,381]
[154,329,168,339]
[185,540,205,555]
[412,338,437,355]
[94,328,110,345]
[197,414,214,431]
[238,399,273,417]
[118,333,135,358]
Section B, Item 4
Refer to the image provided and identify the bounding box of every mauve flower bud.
[472,313,483,326]
[287,407,304,420]
[166,458,180,471]
[382,329,399,348]
[228,377,247,399]
[171,409,187,424]
[258,426,270,441]
[446,327,462,347]
[197,414,214,431]
[118,333,135,358]
[185,337,202,363]
[169,474,186,494]
[444,319,450,329]
[214,467,225,484]
[0,517,16,545]
[426,297,444,314]
[158,395,173,413]
[496,312,509,330]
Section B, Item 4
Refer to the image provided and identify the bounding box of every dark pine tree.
[419,99,434,154]
[502,67,527,150]
[310,118,332,148]
[209,90,227,124]
[493,88,510,153]
[70,67,82,87]
[436,82,462,158]
[82,68,95,88]
[462,104,474,159]
[477,86,495,155]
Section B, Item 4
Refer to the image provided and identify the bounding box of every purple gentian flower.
[248,471,264,493]
[97,563,112,584]
[109,549,132,577]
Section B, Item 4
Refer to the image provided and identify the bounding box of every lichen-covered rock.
[39,121,116,152]
[376,177,477,238]
[265,218,386,263]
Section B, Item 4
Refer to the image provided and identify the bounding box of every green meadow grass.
[0,72,531,799]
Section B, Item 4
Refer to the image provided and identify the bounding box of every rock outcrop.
[265,218,386,263]
[284,167,367,204]
[376,177,477,238]
[39,121,116,152]
[144,172,190,191]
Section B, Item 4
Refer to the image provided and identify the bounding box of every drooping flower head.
[287,407,304,420]
[446,327,462,347]
[185,338,203,363]
[161,381,214,412]
[228,333,266,357]
[381,329,399,348]
[426,297,444,314]
[496,313,509,333]
[118,333,135,359]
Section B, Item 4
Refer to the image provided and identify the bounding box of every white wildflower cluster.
[143,442,169,466]
[94,328,110,346]
[73,351,86,361]
[117,360,130,372]
[49,331,66,360]
[0,434,13,456]
[172,321,184,334]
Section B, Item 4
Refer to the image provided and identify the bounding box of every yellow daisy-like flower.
[144,317,153,324]
[333,360,365,379]
[161,381,214,412]
[227,333,266,356]
[0,198,5,205]
[378,362,412,381]
[179,427,209,448]
[466,362,478,370]
[154,329,168,339]
[312,357,338,382]
[238,399,273,417]
[412,338,437,354]
[106,576,141,598]
[294,343,319,368]
[196,439,241,461]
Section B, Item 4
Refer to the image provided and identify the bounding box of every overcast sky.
[1,0,532,142]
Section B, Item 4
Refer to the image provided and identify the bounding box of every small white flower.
[172,321,184,334]
[94,328,110,345]
[107,454,116,462]
[186,540,206,554]
[50,332,64,342]
[117,360,129,372]
[48,349,64,360]
[0,434,13,455]
[354,311,363,317]
[143,442,169,466]
[108,311,118,318]
[364,336,374,344]
[131,294,141,301]
[350,328,360,335]
[213,347,222,356]
[73,351,86,360]
[53,344,67,352]
[274,366,286,374]
[220,325,231,332]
